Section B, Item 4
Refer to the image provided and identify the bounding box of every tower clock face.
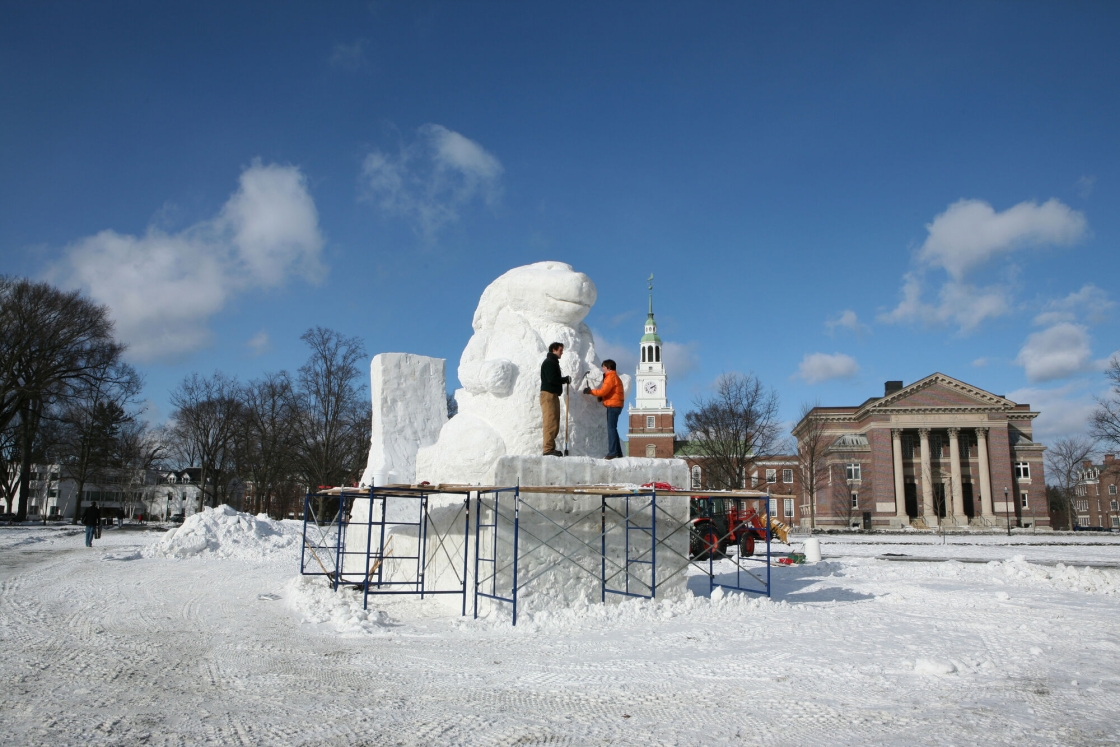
[643,380,658,395]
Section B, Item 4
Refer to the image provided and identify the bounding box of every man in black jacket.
[82,502,100,547]
[540,342,570,456]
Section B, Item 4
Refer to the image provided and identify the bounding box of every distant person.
[82,502,101,547]
[540,342,571,456]
[583,359,625,459]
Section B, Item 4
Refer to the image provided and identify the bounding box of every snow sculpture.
[416,261,630,485]
[358,353,447,487]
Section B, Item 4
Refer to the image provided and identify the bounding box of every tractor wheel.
[690,522,721,560]
[738,534,755,558]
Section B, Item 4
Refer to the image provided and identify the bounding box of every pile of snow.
[992,555,1120,595]
[144,505,298,561]
[285,575,397,635]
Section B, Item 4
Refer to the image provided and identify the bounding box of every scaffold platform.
[301,483,776,625]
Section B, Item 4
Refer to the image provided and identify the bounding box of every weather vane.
[647,273,654,291]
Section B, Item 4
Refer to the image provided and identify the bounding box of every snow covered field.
[2,512,1119,746]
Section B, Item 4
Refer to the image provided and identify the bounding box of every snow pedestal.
[339,456,692,618]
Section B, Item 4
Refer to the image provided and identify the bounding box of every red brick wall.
[628,411,675,459]
[869,428,894,515]
[987,425,1015,512]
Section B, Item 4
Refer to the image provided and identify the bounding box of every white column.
[892,428,907,519]
[948,427,965,523]
[977,427,993,517]
[919,428,935,521]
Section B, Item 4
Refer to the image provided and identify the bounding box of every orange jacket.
[590,370,625,408]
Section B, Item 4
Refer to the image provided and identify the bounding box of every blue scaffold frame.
[300,486,472,615]
[473,487,664,626]
[691,494,772,599]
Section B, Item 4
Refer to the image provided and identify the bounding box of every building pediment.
[860,373,1015,416]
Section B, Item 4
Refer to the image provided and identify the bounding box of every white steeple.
[634,274,669,410]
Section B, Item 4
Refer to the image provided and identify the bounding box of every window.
[960,436,971,459]
[1111,499,1119,512]
[782,469,793,484]
[845,463,861,481]
[1014,462,1030,480]
[1077,499,1089,511]
[1078,515,1091,527]
[1110,485,1118,495]
[902,436,915,459]
[691,465,702,490]
[655,346,660,362]
[851,493,859,509]
[766,469,776,484]
[1113,516,1120,528]
[931,435,944,458]
[645,444,656,458]
[646,416,655,429]
[751,471,758,488]
[1020,492,1028,509]
[769,498,777,516]
[784,498,794,518]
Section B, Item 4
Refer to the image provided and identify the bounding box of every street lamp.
[1004,486,1011,537]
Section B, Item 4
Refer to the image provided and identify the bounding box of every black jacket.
[81,505,100,527]
[540,352,569,395]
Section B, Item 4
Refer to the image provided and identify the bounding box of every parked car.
[0,512,21,523]
[170,512,185,525]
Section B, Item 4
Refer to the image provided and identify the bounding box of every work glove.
[582,387,591,394]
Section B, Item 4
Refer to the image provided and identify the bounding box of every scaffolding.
[301,484,773,625]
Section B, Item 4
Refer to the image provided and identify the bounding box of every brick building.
[1070,454,1120,529]
[627,281,676,460]
[793,375,1049,530]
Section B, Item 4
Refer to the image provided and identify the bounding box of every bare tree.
[1045,435,1098,530]
[236,372,299,517]
[0,277,126,520]
[293,328,369,491]
[1092,358,1120,449]
[168,372,243,509]
[683,372,781,491]
[57,361,143,523]
[791,401,830,533]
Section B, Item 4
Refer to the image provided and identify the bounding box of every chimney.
[1105,454,1116,465]
[884,381,903,396]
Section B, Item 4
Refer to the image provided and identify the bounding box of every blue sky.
[2,1,1117,443]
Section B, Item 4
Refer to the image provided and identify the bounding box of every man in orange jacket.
[583,359,625,459]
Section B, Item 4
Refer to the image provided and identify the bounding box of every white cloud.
[825,309,868,336]
[51,161,324,361]
[361,124,503,241]
[330,40,368,71]
[918,198,1087,280]
[1006,383,1100,443]
[247,331,271,357]
[662,341,700,379]
[590,331,637,378]
[971,357,989,367]
[1076,175,1096,199]
[878,274,1009,332]
[1032,284,1113,327]
[1015,323,1093,382]
[795,352,859,384]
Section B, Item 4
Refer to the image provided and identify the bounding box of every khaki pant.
[540,391,560,453]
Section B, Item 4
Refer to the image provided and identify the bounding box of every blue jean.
[606,407,623,457]
[85,526,95,546]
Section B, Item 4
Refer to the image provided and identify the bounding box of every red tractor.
[689,497,769,560]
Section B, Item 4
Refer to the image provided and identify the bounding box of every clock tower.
[627,275,676,459]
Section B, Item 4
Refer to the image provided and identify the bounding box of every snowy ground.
[2,515,1119,746]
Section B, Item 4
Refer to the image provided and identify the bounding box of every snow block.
[359,353,447,487]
